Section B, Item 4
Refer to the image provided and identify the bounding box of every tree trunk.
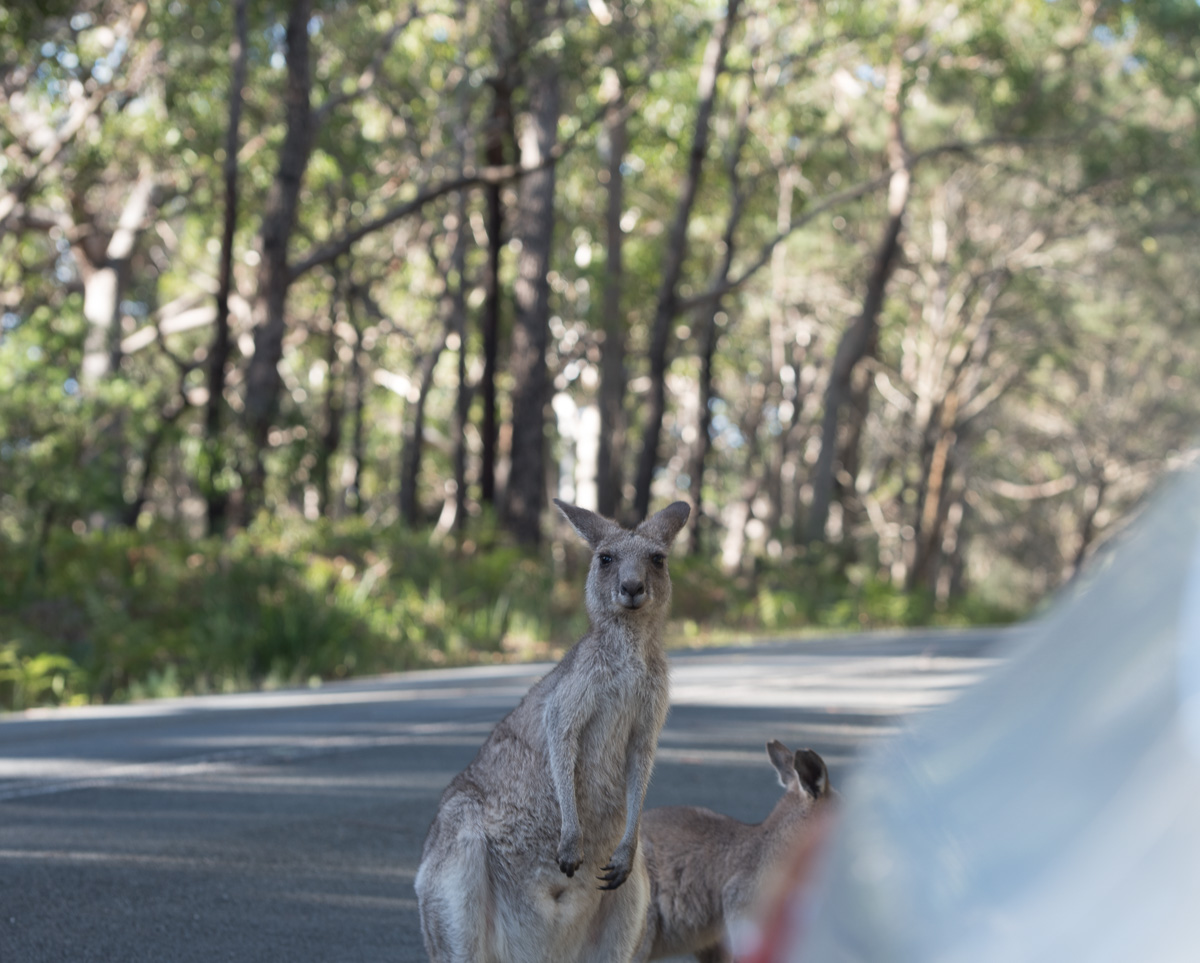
[765,166,798,537]
[480,167,503,507]
[833,355,874,547]
[596,83,627,520]
[502,22,561,547]
[242,0,314,517]
[804,54,908,545]
[687,303,719,552]
[80,171,156,385]
[908,390,959,589]
[719,392,765,573]
[204,0,248,535]
[479,4,514,507]
[400,213,468,528]
[346,286,365,514]
[122,396,186,528]
[802,201,904,544]
[398,334,448,528]
[1066,475,1107,581]
[452,188,471,532]
[315,266,344,519]
[632,0,741,522]
[450,7,473,534]
[686,79,752,552]
[934,487,966,604]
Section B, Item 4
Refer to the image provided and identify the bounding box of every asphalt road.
[0,629,1010,962]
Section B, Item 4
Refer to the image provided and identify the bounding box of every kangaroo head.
[554,500,690,622]
[766,740,831,801]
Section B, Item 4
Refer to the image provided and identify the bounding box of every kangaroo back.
[635,742,833,963]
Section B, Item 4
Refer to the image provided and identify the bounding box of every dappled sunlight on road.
[0,629,1008,961]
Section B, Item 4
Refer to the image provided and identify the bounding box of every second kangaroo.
[415,499,690,963]
[634,741,833,963]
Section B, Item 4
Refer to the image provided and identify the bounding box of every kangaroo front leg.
[544,695,590,877]
[599,722,657,891]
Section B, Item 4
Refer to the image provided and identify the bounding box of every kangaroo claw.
[596,862,629,891]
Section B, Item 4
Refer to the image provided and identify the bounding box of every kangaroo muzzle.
[619,579,647,609]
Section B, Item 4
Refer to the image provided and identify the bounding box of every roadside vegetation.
[0,518,1015,712]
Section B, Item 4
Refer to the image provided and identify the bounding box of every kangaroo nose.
[620,580,645,598]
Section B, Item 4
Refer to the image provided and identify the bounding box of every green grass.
[0,518,1018,712]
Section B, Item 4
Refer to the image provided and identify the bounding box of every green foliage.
[669,553,1017,642]
[0,518,1014,712]
[0,517,559,710]
[0,643,87,712]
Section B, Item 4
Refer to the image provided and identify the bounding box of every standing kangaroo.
[415,499,690,963]
[633,742,833,963]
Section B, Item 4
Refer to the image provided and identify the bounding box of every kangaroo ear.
[637,501,691,545]
[794,748,830,799]
[767,740,799,790]
[554,499,617,548]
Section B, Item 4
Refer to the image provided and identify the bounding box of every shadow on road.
[0,629,1008,962]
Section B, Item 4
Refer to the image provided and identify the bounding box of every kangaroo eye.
[598,554,613,566]
[650,553,665,568]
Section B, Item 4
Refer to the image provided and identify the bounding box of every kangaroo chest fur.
[570,635,669,829]
[449,632,667,866]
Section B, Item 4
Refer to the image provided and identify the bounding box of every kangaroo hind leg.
[416,821,492,963]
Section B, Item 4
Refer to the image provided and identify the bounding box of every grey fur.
[415,500,690,963]
[633,742,833,963]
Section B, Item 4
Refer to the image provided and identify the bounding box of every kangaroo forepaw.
[596,860,630,891]
[557,836,582,878]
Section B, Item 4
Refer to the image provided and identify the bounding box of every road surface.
[0,629,1009,962]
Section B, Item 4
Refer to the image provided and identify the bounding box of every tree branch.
[288,103,606,281]
[676,133,1070,316]
[0,4,154,232]
[312,4,420,123]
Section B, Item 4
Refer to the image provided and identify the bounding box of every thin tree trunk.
[503,12,561,546]
[346,286,365,514]
[400,216,467,528]
[204,0,248,534]
[908,391,959,589]
[596,82,627,520]
[1066,475,1106,581]
[452,187,471,532]
[122,405,186,528]
[686,78,752,551]
[803,205,904,544]
[398,334,448,528]
[804,55,908,545]
[834,356,874,547]
[632,0,741,522]
[719,393,765,573]
[935,486,966,604]
[480,167,503,507]
[765,166,798,536]
[451,6,473,534]
[787,339,814,543]
[907,265,1009,584]
[315,265,344,518]
[242,0,314,517]
[688,304,719,552]
[451,229,470,533]
[479,5,514,507]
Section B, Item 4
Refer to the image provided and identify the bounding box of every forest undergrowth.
[0,515,1017,712]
